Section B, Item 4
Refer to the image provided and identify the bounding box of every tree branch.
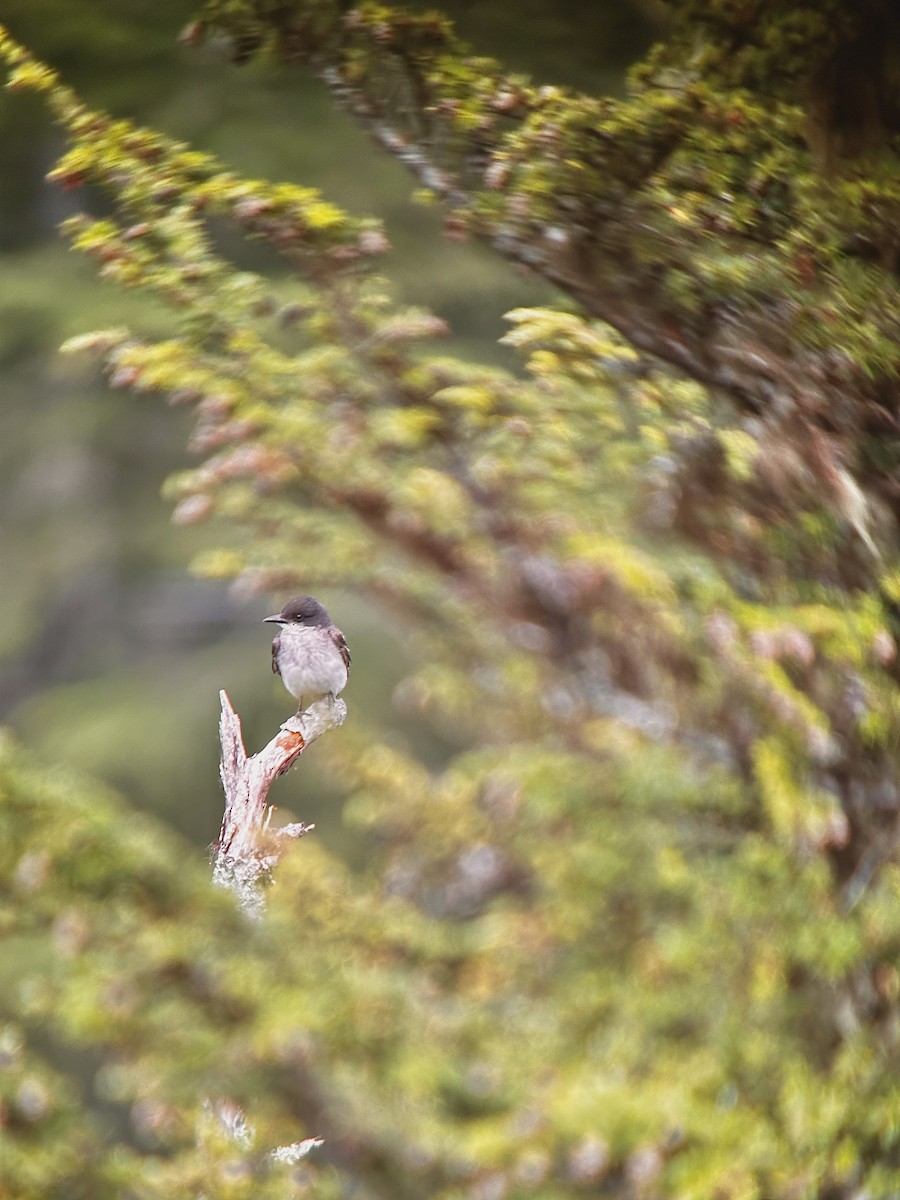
[213,689,347,915]
[196,0,900,517]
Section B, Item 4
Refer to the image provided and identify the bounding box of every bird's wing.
[328,627,351,673]
[271,631,282,676]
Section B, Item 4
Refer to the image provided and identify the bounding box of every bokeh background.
[0,0,660,850]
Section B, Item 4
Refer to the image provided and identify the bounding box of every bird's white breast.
[278,624,348,700]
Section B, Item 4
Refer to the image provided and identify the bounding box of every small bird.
[263,595,350,712]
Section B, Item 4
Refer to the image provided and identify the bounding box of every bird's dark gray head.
[263,595,332,627]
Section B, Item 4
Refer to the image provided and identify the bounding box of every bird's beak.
[263,614,285,624]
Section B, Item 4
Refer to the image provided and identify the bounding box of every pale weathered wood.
[213,689,347,914]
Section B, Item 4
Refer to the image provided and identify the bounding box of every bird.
[263,595,350,712]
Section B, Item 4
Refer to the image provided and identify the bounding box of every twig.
[213,689,347,915]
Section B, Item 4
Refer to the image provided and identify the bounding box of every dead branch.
[213,689,347,915]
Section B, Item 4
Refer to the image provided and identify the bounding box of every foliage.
[190,0,900,429]
[1,6,900,1199]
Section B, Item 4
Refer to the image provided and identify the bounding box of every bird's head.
[263,595,331,628]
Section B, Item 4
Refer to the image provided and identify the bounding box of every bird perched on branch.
[263,595,350,712]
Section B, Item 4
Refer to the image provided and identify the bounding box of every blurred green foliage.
[1,3,900,1199]
[0,0,565,839]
